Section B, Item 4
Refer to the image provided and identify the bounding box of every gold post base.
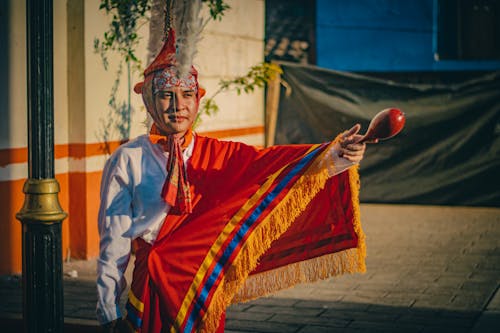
[16,178,67,224]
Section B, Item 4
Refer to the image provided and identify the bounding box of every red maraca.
[358,108,405,143]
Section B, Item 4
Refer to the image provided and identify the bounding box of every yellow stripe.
[171,145,320,332]
[128,289,145,313]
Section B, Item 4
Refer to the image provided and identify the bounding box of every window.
[437,0,500,60]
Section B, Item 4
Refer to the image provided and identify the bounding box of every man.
[97,29,369,333]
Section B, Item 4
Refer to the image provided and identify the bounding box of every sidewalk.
[1,204,499,332]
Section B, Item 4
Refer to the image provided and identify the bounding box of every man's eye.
[183,92,194,98]
[159,92,172,99]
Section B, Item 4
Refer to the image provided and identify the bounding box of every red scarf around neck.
[149,124,193,214]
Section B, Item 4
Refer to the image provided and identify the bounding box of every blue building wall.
[316,0,500,71]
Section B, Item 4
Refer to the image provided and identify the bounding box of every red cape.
[126,135,366,332]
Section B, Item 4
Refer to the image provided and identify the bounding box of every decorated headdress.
[133,29,205,99]
[134,0,205,100]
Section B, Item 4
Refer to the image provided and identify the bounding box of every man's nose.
[172,93,187,109]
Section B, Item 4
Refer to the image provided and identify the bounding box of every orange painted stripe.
[67,140,126,159]
[0,147,27,166]
[0,141,126,167]
[0,126,264,167]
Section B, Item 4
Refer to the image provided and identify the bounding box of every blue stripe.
[125,302,143,329]
[184,145,324,332]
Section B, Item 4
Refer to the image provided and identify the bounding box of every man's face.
[152,86,199,137]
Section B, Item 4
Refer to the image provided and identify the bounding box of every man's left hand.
[339,124,372,164]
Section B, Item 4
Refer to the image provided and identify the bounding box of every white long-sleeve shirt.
[96,134,195,324]
[95,134,354,324]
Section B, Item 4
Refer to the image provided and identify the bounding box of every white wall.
[54,0,69,146]
[2,0,69,150]
[3,0,26,150]
[83,0,149,144]
[195,0,265,145]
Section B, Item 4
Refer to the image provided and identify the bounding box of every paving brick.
[313,283,361,294]
[225,319,301,333]
[422,285,461,296]
[318,309,366,322]
[268,313,349,328]
[462,247,495,256]
[446,297,487,311]
[438,309,481,320]
[340,294,385,305]
[397,311,477,327]
[431,276,466,289]
[411,294,459,309]
[298,325,345,333]
[351,284,396,295]
[419,255,459,265]
[358,329,407,333]
[297,325,353,333]
[468,271,500,283]
[227,310,273,321]
[461,280,499,293]
[390,281,429,293]
[321,308,399,322]
[249,297,299,307]
[246,305,324,317]
[365,304,406,316]
[378,293,418,307]
[418,325,472,333]
[366,272,405,283]
[321,278,354,286]
[444,264,481,276]
[228,303,253,312]
[347,319,423,333]
[311,301,370,312]
[306,289,349,301]
[486,287,500,312]
[470,311,500,333]
[293,300,341,309]
[348,289,390,299]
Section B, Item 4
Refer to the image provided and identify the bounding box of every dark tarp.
[274,62,500,207]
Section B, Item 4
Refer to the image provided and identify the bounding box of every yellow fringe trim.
[199,138,366,333]
[348,165,367,273]
[233,248,361,302]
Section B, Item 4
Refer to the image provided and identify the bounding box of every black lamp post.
[16,0,67,332]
